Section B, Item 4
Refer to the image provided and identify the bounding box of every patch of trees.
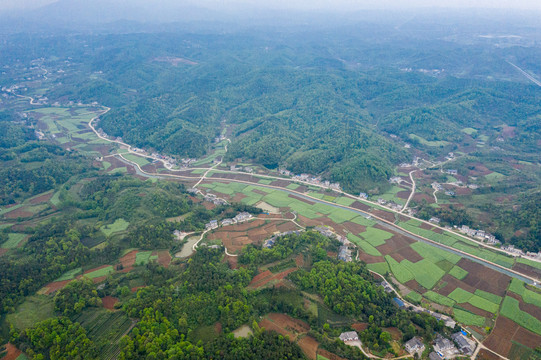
[414,200,473,227]
[54,278,101,316]
[12,317,95,360]
[128,220,175,249]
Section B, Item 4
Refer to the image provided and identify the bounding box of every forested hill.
[15,29,541,193]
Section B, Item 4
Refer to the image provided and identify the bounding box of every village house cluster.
[230,165,253,173]
[458,225,499,245]
[205,212,252,230]
[501,244,541,261]
[313,226,353,262]
[277,169,341,190]
[263,230,305,248]
[377,198,403,211]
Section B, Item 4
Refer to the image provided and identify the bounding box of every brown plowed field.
[358,252,384,264]
[405,279,426,294]
[270,179,291,187]
[249,268,298,289]
[102,296,119,310]
[396,191,410,200]
[458,303,494,319]
[29,192,53,204]
[259,313,309,341]
[317,349,347,360]
[42,279,73,295]
[508,292,541,321]
[512,262,541,279]
[156,250,171,268]
[298,336,319,360]
[483,316,541,358]
[288,194,313,204]
[2,343,22,360]
[351,322,368,332]
[350,201,371,211]
[342,221,367,235]
[376,234,416,257]
[438,275,477,296]
[371,209,396,223]
[477,349,504,360]
[458,258,511,296]
[384,327,402,341]
[0,249,8,257]
[250,270,272,285]
[118,250,137,272]
[4,209,33,219]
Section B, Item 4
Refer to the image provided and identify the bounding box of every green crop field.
[448,288,473,303]
[409,133,450,147]
[461,127,478,135]
[448,265,468,280]
[84,265,114,279]
[350,215,377,227]
[474,290,503,305]
[508,279,541,306]
[410,241,461,264]
[453,308,486,327]
[317,355,330,360]
[122,153,151,167]
[348,233,381,256]
[334,196,356,206]
[367,262,389,275]
[100,218,130,237]
[468,295,499,313]
[56,267,83,281]
[517,258,541,270]
[406,291,422,302]
[6,295,55,331]
[500,297,541,335]
[135,251,158,265]
[286,183,300,190]
[327,208,358,224]
[424,291,456,307]
[378,185,406,205]
[1,233,26,249]
[359,227,393,247]
[385,256,414,283]
[400,258,445,289]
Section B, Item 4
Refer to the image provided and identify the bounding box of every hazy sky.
[1,0,541,12]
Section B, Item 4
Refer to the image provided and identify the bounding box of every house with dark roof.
[404,337,425,355]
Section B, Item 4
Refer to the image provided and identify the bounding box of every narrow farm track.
[400,170,417,213]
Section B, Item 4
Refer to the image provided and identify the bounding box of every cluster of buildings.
[404,331,475,360]
[313,226,353,262]
[205,212,253,230]
[377,198,403,211]
[458,225,499,245]
[277,170,341,190]
[203,193,228,206]
[501,245,541,260]
[214,135,226,143]
[230,165,253,173]
[263,230,305,248]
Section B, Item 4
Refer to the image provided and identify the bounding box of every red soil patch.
[413,193,435,203]
[156,250,171,268]
[358,252,384,264]
[477,349,504,360]
[383,327,402,341]
[317,349,347,360]
[231,193,247,202]
[454,187,472,196]
[3,209,34,219]
[351,322,369,332]
[502,126,516,138]
[298,336,319,360]
[249,268,298,289]
[29,192,53,204]
[419,222,433,230]
[2,343,22,360]
[468,163,492,177]
[102,296,118,310]
[288,194,314,205]
[118,250,137,272]
[508,292,541,321]
[405,279,426,294]
[371,209,396,223]
[268,313,310,336]
[350,201,372,211]
[342,221,367,235]
[376,234,416,257]
[512,262,541,279]
[295,254,304,267]
[390,252,405,262]
[226,254,238,269]
[253,189,268,196]
[458,258,511,296]
[458,302,494,319]
[0,249,8,257]
[250,270,272,285]
[90,275,108,284]
[483,316,541,358]
[214,322,222,334]
[42,279,73,295]
[131,286,146,292]
[396,191,410,200]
